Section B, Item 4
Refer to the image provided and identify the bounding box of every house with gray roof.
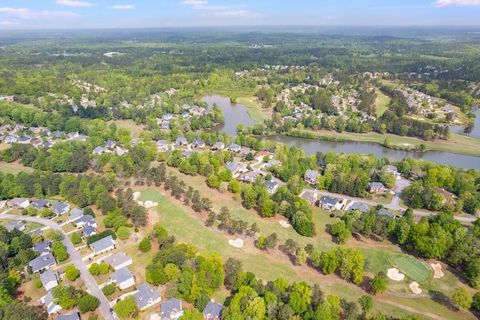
[226,143,241,153]
[300,190,317,206]
[41,290,62,315]
[104,252,133,271]
[348,202,370,214]
[134,283,161,310]
[40,270,59,291]
[57,312,80,320]
[191,139,206,149]
[5,221,26,232]
[52,202,70,216]
[29,253,56,273]
[378,208,395,218]
[7,198,30,209]
[74,215,96,228]
[226,161,248,178]
[203,300,224,320]
[93,146,106,155]
[90,235,116,255]
[157,140,170,152]
[319,196,344,211]
[368,182,387,193]
[69,208,84,222]
[33,240,51,256]
[83,224,97,238]
[304,169,320,185]
[211,141,225,151]
[110,267,135,290]
[174,137,188,146]
[264,180,280,195]
[32,199,50,210]
[160,298,183,320]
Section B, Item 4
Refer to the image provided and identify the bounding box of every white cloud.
[0,7,78,19]
[56,0,93,8]
[181,0,259,17]
[434,0,480,6]
[0,20,19,27]
[112,4,135,10]
[181,0,208,7]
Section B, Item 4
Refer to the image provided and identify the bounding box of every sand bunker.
[387,268,405,281]
[133,192,141,201]
[409,281,422,294]
[143,201,158,209]
[430,262,444,279]
[279,220,291,228]
[228,239,244,248]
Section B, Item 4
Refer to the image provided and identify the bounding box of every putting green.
[392,255,432,284]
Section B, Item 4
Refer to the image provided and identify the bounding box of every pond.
[204,95,480,169]
[450,107,480,139]
[203,95,256,135]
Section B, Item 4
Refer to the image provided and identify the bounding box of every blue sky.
[1,0,480,29]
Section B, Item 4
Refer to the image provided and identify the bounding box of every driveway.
[0,213,114,320]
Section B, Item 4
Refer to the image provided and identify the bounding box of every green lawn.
[137,187,473,320]
[376,90,391,117]
[236,96,271,123]
[392,256,432,284]
[0,161,34,174]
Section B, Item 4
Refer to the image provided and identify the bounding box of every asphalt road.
[0,212,114,320]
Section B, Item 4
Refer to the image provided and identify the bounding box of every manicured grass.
[109,119,146,138]
[392,256,432,284]
[0,161,34,174]
[236,96,271,123]
[376,90,391,117]
[138,187,474,320]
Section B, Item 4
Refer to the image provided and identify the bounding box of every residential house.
[226,161,248,178]
[29,253,56,273]
[191,139,206,149]
[300,191,317,206]
[160,298,184,320]
[110,267,135,290]
[203,300,224,320]
[104,252,133,271]
[254,151,273,162]
[31,138,43,148]
[57,312,80,320]
[7,198,30,209]
[41,290,62,315]
[4,135,18,144]
[434,188,458,205]
[74,215,96,229]
[17,135,32,144]
[83,224,97,238]
[318,196,344,211]
[182,150,194,158]
[211,142,225,151]
[90,235,116,255]
[105,140,116,149]
[115,146,129,156]
[226,143,241,153]
[134,283,161,310]
[368,182,387,194]
[383,165,400,176]
[33,240,51,256]
[40,270,59,291]
[5,221,26,232]
[304,170,320,185]
[32,199,50,210]
[238,170,263,184]
[156,140,170,152]
[42,140,54,149]
[378,208,395,218]
[264,180,280,195]
[52,202,70,216]
[174,137,188,147]
[93,146,106,155]
[347,202,370,214]
[69,208,84,222]
[264,159,281,168]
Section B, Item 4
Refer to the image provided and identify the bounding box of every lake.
[450,108,480,139]
[204,95,480,169]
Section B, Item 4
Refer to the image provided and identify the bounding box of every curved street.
[0,212,114,320]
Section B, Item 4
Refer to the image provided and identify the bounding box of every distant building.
[304,170,320,185]
[5,221,26,232]
[368,182,387,194]
[160,298,184,320]
[32,199,50,210]
[264,180,280,195]
[318,196,344,211]
[40,270,59,291]
[134,283,161,310]
[51,202,70,216]
[347,202,370,214]
[110,267,135,290]
[90,235,116,255]
[104,252,133,271]
[29,253,56,273]
[7,198,30,209]
[211,142,225,150]
[300,191,317,206]
[203,300,224,320]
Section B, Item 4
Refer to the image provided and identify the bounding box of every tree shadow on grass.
[428,289,456,311]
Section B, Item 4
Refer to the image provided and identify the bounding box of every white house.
[40,270,59,291]
[90,235,116,256]
[110,267,135,290]
[104,252,133,271]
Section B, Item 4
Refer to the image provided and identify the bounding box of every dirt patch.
[409,281,422,294]
[228,238,244,248]
[430,262,444,279]
[387,268,405,281]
